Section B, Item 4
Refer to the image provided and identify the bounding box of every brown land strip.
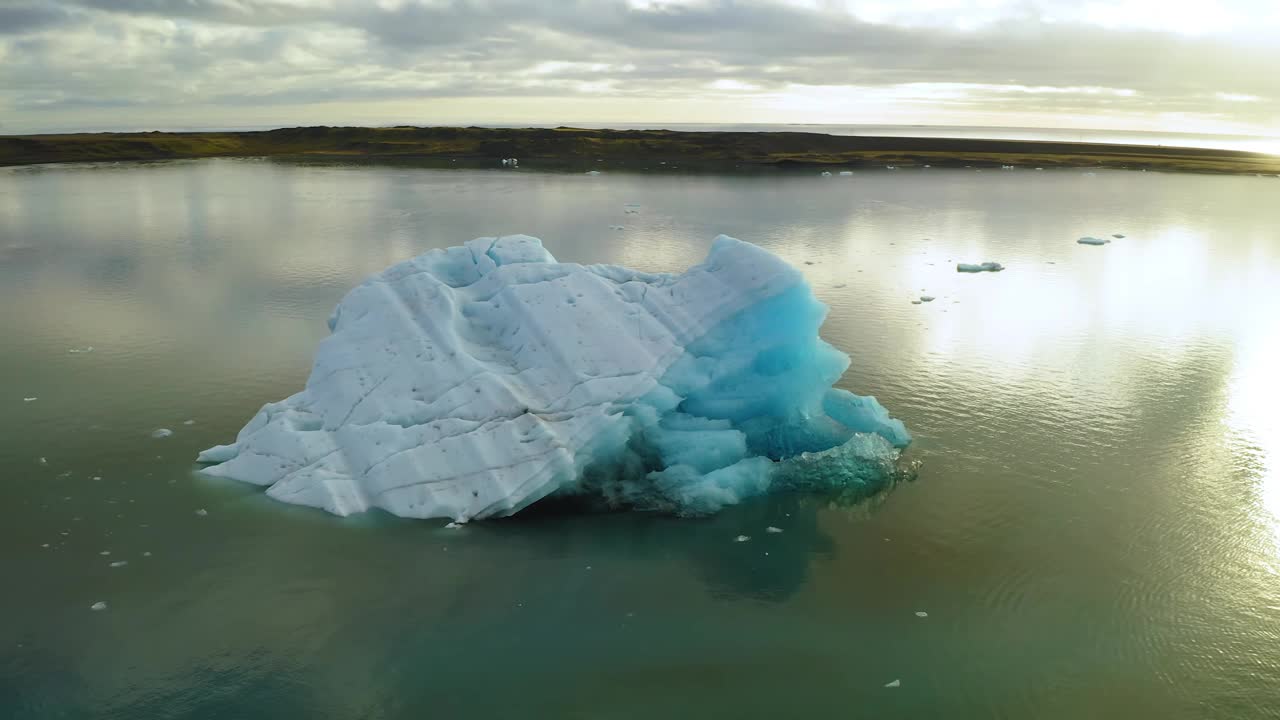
[2,126,1278,174]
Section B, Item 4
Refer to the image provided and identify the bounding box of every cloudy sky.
[2,0,1278,136]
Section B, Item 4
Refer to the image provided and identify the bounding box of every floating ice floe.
[90,601,107,611]
[884,679,900,688]
[765,526,783,534]
[1112,233,1125,239]
[151,428,173,439]
[23,397,37,402]
[956,262,1004,273]
[821,171,832,177]
[1077,236,1110,246]
[197,235,910,522]
[919,296,935,303]
[585,170,601,176]
[838,171,853,176]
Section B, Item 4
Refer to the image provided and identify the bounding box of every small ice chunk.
[585,170,601,176]
[182,419,196,425]
[109,560,128,568]
[765,526,783,534]
[1112,233,1125,238]
[38,457,47,465]
[1077,236,1110,246]
[915,611,928,617]
[90,601,107,611]
[444,521,463,529]
[820,171,832,176]
[151,428,173,439]
[838,171,853,176]
[41,543,49,548]
[734,535,750,542]
[833,283,847,288]
[910,300,922,305]
[99,550,110,556]
[143,551,152,557]
[884,679,900,688]
[957,262,1004,273]
[68,346,94,354]
[919,295,935,302]
[195,508,208,516]
[23,397,37,402]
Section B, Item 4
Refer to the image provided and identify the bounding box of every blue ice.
[198,235,910,521]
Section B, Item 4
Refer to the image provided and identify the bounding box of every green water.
[3,160,1279,718]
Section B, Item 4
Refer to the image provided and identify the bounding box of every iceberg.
[198,235,910,521]
[956,262,1004,273]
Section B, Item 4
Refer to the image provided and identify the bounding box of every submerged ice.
[198,235,909,521]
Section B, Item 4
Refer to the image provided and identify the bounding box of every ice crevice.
[198,234,910,521]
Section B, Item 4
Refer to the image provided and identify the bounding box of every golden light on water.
[1226,286,1280,552]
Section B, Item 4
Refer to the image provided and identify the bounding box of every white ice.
[198,235,909,521]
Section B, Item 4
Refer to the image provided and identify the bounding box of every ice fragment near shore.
[198,235,909,521]
[957,262,1004,273]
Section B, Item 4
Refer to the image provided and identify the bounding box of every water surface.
[2,160,1279,718]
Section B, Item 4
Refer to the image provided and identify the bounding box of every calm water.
[2,160,1279,718]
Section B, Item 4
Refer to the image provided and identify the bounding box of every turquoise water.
[2,160,1279,718]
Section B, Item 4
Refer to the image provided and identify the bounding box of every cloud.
[1,0,1277,134]
[0,3,73,34]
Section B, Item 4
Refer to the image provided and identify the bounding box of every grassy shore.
[2,125,1278,174]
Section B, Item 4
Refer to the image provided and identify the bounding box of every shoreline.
[3,126,1279,175]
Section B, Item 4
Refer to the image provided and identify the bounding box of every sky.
[1,0,1278,136]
